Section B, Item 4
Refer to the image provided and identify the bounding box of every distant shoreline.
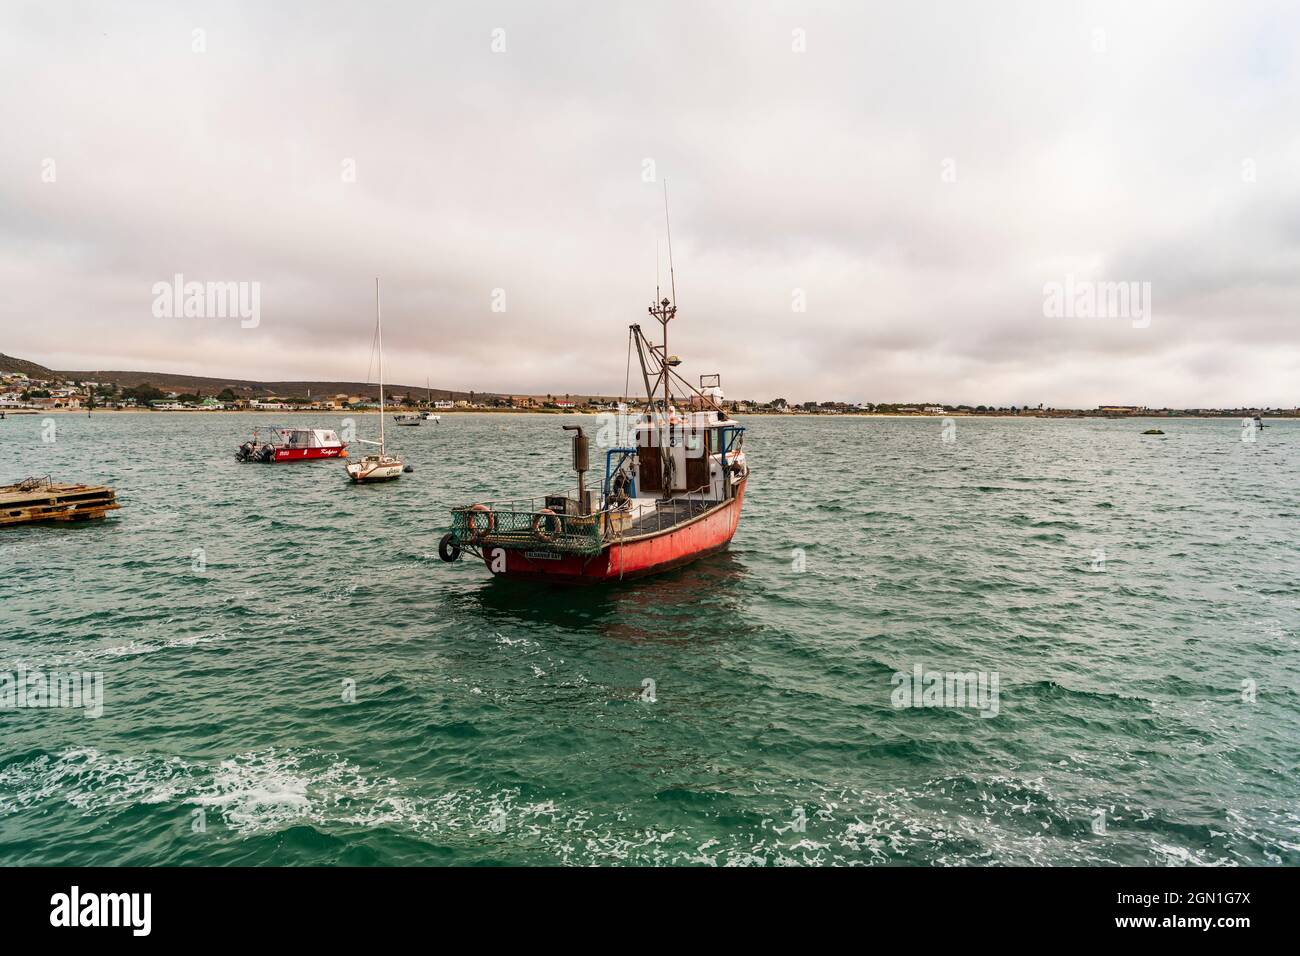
[13,408,1290,421]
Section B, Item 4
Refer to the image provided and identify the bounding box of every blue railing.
[603,447,637,500]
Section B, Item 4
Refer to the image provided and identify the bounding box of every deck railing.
[607,490,715,539]
[449,489,603,555]
[449,484,718,556]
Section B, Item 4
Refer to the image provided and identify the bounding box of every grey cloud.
[2,0,1299,406]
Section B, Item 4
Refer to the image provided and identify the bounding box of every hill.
[57,369,484,402]
[3,353,488,401]
[2,352,637,404]
[0,353,58,378]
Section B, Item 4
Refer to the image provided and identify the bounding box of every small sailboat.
[345,279,404,483]
[421,379,440,422]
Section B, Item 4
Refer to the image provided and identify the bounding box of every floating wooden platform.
[0,477,120,527]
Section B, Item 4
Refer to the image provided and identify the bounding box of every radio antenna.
[663,180,677,307]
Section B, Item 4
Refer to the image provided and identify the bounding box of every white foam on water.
[1150,841,1234,867]
[0,748,1283,865]
[0,631,228,672]
[494,633,535,648]
[86,632,227,660]
[0,748,194,816]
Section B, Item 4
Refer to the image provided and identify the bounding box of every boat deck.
[0,478,120,527]
[622,496,720,536]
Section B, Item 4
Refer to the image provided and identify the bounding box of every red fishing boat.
[235,425,348,463]
[438,291,749,583]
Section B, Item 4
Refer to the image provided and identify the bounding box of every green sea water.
[1,412,1297,866]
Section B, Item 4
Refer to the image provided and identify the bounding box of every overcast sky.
[3,1,1298,406]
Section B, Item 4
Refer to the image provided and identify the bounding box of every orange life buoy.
[531,508,560,542]
[468,503,495,543]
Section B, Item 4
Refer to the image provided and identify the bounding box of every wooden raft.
[0,477,120,527]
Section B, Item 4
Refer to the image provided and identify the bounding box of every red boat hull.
[271,446,347,462]
[479,479,747,583]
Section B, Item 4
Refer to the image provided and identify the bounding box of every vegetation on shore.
[2,352,1294,418]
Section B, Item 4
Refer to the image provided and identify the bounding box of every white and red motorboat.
[236,426,348,463]
[438,291,749,583]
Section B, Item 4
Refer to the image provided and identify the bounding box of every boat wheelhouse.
[439,294,749,583]
[236,426,348,463]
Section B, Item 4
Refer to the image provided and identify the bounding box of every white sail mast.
[376,277,386,454]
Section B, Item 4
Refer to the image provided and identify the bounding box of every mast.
[376,277,385,453]
[661,181,676,415]
[662,308,669,414]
